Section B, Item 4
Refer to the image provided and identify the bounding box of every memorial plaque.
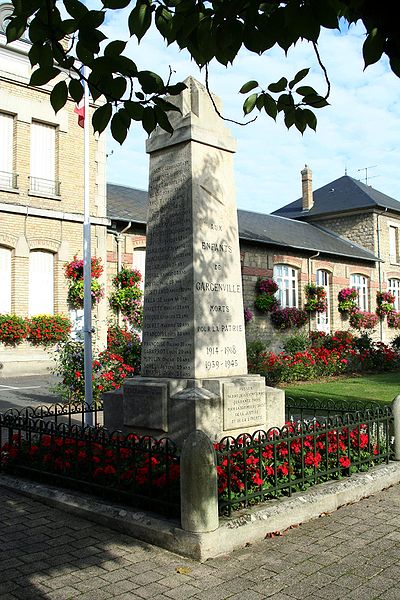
[223,381,265,430]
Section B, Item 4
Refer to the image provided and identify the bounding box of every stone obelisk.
[104,78,281,444]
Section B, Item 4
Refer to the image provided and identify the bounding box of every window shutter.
[0,247,11,313]
[29,251,54,316]
[30,122,56,180]
[132,248,146,289]
[0,113,13,186]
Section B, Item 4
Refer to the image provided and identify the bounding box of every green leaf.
[92,103,112,135]
[6,16,27,43]
[76,41,94,66]
[239,80,259,94]
[142,106,157,135]
[363,28,384,68]
[104,40,127,57]
[80,10,105,29]
[243,93,257,115]
[303,109,317,131]
[277,93,294,112]
[155,6,174,43]
[154,107,173,134]
[102,0,131,8]
[137,70,164,94]
[268,77,288,93]
[30,67,60,87]
[111,76,127,100]
[69,78,84,103]
[289,68,310,90]
[263,93,278,120]
[129,1,152,42]
[303,94,329,108]
[296,85,317,97]
[111,111,129,145]
[64,0,88,20]
[294,108,307,134]
[124,101,144,121]
[284,107,296,129]
[153,97,180,113]
[50,80,68,113]
[166,82,187,95]
[389,57,400,79]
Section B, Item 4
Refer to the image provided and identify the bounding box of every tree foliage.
[5,0,400,143]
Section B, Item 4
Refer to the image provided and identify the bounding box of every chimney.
[301,164,313,211]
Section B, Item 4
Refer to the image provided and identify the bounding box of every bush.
[247,340,268,374]
[27,314,71,346]
[282,333,311,354]
[0,314,28,346]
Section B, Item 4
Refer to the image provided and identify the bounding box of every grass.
[282,371,400,405]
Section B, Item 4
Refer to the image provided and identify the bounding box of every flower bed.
[0,314,71,347]
[215,406,392,515]
[0,314,28,346]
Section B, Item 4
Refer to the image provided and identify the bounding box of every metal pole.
[83,65,93,426]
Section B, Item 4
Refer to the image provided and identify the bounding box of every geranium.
[0,314,28,346]
[64,255,103,280]
[304,284,327,313]
[109,267,143,329]
[338,288,358,314]
[376,291,395,318]
[388,312,400,329]
[67,280,104,309]
[349,310,378,330]
[26,314,71,346]
[254,278,279,314]
[270,307,308,330]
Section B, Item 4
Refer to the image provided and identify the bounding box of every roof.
[272,175,400,220]
[106,182,378,263]
[107,183,148,223]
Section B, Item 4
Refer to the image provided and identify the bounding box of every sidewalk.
[1,484,400,600]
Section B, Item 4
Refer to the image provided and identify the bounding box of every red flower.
[339,456,351,468]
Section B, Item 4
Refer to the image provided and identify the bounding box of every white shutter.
[29,251,54,316]
[0,113,13,187]
[0,247,11,314]
[30,121,55,180]
[132,248,146,290]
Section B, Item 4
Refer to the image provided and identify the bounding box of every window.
[30,121,59,196]
[316,269,330,333]
[0,112,16,189]
[29,251,54,316]
[389,278,400,312]
[273,264,298,308]
[389,226,399,263]
[132,248,146,290]
[0,246,11,313]
[350,274,368,311]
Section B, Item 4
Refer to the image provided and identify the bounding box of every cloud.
[100,13,400,214]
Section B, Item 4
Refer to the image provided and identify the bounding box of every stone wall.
[316,213,375,253]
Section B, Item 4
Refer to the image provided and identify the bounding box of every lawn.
[282,371,400,405]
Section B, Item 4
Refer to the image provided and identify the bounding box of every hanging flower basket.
[244,306,254,324]
[67,280,104,309]
[304,284,327,313]
[255,278,279,313]
[338,288,358,314]
[109,266,143,329]
[65,255,104,310]
[64,255,103,280]
[270,307,308,330]
[387,311,400,329]
[349,310,378,330]
[376,291,395,319]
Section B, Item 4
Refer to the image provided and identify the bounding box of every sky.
[99,7,400,215]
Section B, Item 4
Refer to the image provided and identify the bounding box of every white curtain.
[29,251,54,316]
[0,247,11,313]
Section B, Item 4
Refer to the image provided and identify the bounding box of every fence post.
[392,395,400,461]
[180,430,219,533]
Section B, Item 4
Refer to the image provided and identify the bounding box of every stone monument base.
[103,375,285,446]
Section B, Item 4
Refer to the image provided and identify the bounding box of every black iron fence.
[216,402,393,516]
[0,403,180,517]
[285,396,382,421]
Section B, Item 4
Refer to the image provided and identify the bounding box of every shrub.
[0,314,28,346]
[270,307,308,330]
[27,314,71,346]
[282,332,311,354]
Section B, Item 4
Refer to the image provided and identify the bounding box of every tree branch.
[312,41,331,100]
[205,64,257,126]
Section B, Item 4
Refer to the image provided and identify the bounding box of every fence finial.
[180,430,219,533]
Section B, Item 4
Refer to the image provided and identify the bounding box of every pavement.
[1,482,400,600]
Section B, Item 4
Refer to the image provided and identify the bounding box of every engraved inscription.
[223,383,265,430]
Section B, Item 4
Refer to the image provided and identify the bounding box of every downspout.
[117,221,132,274]
[307,251,320,331]
[376,209,388,341]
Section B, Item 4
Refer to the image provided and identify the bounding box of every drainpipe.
[116,221,132,274]
[307,251,320,332]
[376,209,388,342]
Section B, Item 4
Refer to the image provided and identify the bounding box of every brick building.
[107,166,400,350]
[0,3,108,373]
